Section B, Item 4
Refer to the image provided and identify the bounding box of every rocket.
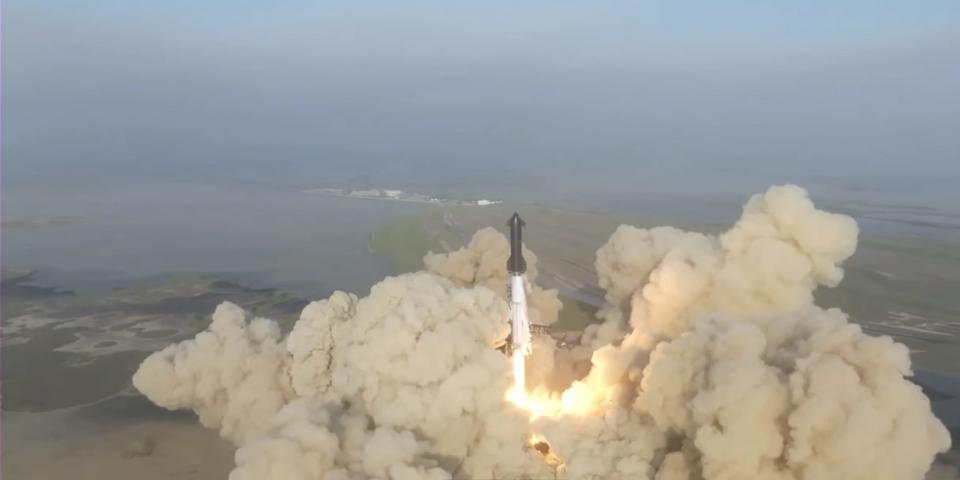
[507,213,532,392]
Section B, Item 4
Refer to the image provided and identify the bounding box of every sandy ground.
[2,394,235,479]
[0,273,294,479]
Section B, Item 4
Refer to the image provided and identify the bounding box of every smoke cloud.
[424,226,562,329]
[133,185,950,479]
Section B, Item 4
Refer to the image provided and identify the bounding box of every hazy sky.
[4,1,959,193]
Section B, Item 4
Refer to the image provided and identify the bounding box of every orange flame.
[505,353,601,420]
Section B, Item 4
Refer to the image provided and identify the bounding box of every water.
[5,172,958,298]
[2,181,421,298]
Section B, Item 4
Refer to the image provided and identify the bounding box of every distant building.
[351,189,382,197]
[476,199,500,206]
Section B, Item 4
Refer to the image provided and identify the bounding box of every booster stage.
[507,213,532,393]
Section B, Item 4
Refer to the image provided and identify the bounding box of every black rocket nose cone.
[507,213,526,274]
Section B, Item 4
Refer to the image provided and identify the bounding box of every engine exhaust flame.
[511,349,527,400]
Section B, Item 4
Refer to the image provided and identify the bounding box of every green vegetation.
[553,297,599,332]
[369,210,448,274]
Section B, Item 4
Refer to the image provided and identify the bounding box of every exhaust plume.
[133,185,950,479]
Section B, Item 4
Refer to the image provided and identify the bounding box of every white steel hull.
[510,274,531,392]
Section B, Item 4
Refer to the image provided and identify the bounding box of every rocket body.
[507,213,532,392]
[510,275,531,355]
[510,274,531,392]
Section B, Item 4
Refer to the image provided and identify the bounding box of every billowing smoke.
[424,226,564,391]
[136,273,549,479]
[424,226,562,330]
[133,185,950,479]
